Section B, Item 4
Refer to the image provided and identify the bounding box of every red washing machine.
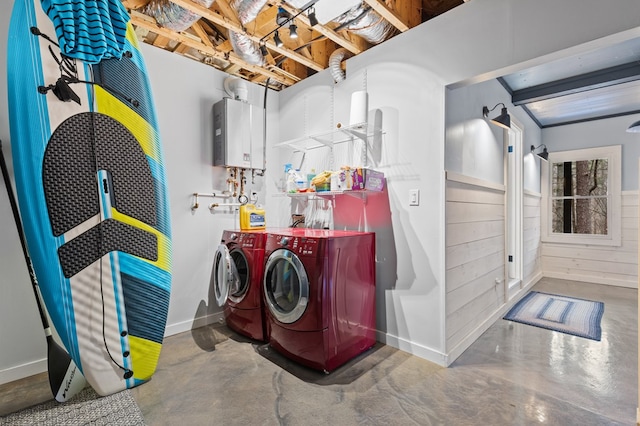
[213,230,267,341]
[263,228,376,372]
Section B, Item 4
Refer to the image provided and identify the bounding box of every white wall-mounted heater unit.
[213,97,265,170]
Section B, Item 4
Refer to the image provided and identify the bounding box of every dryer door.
[263,249,309,324]
[213,244,240,307]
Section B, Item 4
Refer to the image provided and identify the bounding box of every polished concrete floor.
[1,277,637,425]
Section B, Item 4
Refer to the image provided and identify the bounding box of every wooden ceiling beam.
[167,0,325,71]
[211,0,241,26]
[362,0,410,32]
[190,22,214,48]
[394,0,422,29]
[129,12,297,86]
[152,34,172,49]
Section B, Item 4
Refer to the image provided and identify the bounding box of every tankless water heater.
[213,97,265,169]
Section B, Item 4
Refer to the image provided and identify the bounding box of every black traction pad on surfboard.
[58,218,157,278]
[42,112,159,277]
[93,55,154,127]
[43,112,157,237]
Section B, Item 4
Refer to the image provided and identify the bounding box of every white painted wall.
[2,0,640,381]
[543,114,640,191]
[445,79,543,188]
[278,62,446,363]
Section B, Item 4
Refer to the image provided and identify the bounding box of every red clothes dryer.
[214,229,267,341]
[263,228,376,372]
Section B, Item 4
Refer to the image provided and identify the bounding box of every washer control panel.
[272,234,319,256]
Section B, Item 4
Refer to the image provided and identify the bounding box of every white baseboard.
[164,312,225,337]
[543,271,637,289]
[0,358,46,386]
[376,330,447,367]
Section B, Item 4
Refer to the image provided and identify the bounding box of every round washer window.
[263,249,308,324]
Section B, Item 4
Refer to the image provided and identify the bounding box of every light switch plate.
[409,189,420,206]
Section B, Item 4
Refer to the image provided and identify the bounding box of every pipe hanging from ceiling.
[328,48,353,83]
[229,0,268,66]
[142,0,215,32]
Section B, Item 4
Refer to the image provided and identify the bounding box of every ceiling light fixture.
[626,119,640,133]
[259,43,268,56]
[273,31,283,48]
[259,1,320,50]
[482,103,511,129]
[531,144,549,161]
[289,23,298,39]
[308,7,318,26]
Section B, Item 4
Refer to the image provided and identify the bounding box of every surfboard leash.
[82,83,135,382]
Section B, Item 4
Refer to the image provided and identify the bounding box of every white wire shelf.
[275,122,383,152]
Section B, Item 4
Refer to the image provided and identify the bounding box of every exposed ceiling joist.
[511,62,640,106]
[124,1,465,90]
[212,0,241,26]
[129,12,297,86]
[363,0,409,32]
[167,0,325,71]
[190,22,214,48]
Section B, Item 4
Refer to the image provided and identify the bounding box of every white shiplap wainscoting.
[541,191,638,288]
[445,172,505,357]
[444,172,542,364]
[523,190,543,286]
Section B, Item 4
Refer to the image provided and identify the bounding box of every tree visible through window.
[541,145,620,246]
[551,159,608,235]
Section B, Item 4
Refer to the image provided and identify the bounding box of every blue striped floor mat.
[503,291,604,341]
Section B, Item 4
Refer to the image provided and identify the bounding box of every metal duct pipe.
[332,3,396,45]
[234,0,268,21]
[229,31,264,66]
[328,48,353,83]
[229,0,268,66]
[142,0,215,32]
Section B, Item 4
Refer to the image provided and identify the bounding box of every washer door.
[213,244,240,307]
[263,249,309,324]
[228,249,250,304]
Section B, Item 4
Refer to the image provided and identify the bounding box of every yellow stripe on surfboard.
[125,23,140,49]
[94,86,161,163]
[129,335,162,381]
[111,208,171,273]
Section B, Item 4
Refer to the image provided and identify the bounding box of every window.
[541,145,621,246]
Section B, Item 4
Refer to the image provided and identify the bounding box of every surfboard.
[7,0,172,396]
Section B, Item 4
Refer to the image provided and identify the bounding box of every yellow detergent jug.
[239,204,266,230]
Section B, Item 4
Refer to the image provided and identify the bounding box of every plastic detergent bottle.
[294,169,306,190]
[239,204,266,230]
[283,163,292,192]
[286,167,297,193]
[307,168,316,189]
